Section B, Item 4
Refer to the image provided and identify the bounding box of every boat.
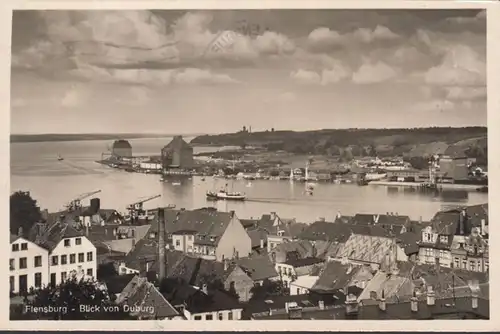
[201,177,205,181]
[206,190,246,201]
[364,172,387,181]
[57,155,64,161]
[172,181,181,186]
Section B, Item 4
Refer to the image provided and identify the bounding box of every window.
[51,256,59,266]
[61,255,67,265]
[87,252,93,262]
[218,313,224,320]
[12,244,19,252]
[194,315,202,320]
[76,238,82,245]
[205,314,213,320]
[469,260,475,271]
[19,257,27,269]
[228,312,233,320]
[175,240,180,247]
[64,239,70,247]
[70,254,76,264]
[454,258,460,268]
[462,260,467,269]
[34,256,42,267]
[78,253,85,263]
[439,235,448,243]
[34,273,42,287]
[297,288,300,295]
[87,268,93,276]
[188,235,193,241]
[21,243,28,251]
[61,272,67,282]
[9,259,14,271]
[10,276,14,292]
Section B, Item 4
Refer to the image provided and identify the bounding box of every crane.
[126,194,161,224]
[66,190,102,212]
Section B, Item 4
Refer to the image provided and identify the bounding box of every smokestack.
[158,208,166,280]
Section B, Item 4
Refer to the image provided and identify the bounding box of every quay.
[369,180,481,191]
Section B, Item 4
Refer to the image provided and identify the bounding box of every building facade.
[10,235,50,294]
[439,156,469,181]
[161,136,194,170]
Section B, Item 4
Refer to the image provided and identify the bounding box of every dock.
[369,180,482,191]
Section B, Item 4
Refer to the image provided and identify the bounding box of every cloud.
[307,25,399,51]
[352,61,398,84]
[290,69,321,85]
[424,44,485,86]
[60,85,88,108]
[413,99,456,113]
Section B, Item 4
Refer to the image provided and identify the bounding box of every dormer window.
[277,230,285,237]
[439,235,448,244]
[64,239,70,247]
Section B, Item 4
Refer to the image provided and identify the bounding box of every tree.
[249,279,287,301]
[10,191,42,236]
[18,277,133,320]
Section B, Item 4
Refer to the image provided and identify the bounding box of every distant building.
[161,136,194,170]
[439,156,468,181]
[112,140,132,158]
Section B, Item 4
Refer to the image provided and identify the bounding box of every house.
[289,275,319,296]
[418,206,488,269]
[451,227,488,272]
[10,232,50,294]
[298,220,392,244]
[148,208,251,262]
[224,254,280,301]
[351,213,411,235]
[334,234,408,268]
[262,213,307,252]
[310,261,374,301]
[161,135,194,170]
[275,252,324,288]
[87,224,151,254]
[29,220,97,288]
[163,282,243,320]
[116,276,183,320]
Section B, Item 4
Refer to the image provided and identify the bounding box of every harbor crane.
[66,190,102,212]
[126,194,161,224]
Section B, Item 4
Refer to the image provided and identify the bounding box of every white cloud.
[413,99,456,112]
[60,85,88,108]
[254,31,296,55]
[424,44,485,86]
[445,86,486,101]
[290,69,321,85]
[307,25,399,50]
[352,61,398,84]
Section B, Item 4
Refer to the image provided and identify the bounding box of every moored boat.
[206,190,246,201]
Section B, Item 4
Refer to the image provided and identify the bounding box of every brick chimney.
[158,208,166,280]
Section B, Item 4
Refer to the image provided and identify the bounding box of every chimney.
[260,239,264,249]
[426,285,435,306]
[202,284,208,294]
[419,216,422,224]
[270,212,276,220]
[318,300,325,310]
[379,290,386,311]
[17,226,23,237]
[469,280,479,309]
[158,208,166,280]
[85,225,89,237]
[230,210,235,218]
[336,211,341,219]
[146,261,150,272]
[410,291,418,312]
[345,293,359,316]
[223,259,229,271]
[480,219,486,236]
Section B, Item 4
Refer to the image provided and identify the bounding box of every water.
[10,138,488,222]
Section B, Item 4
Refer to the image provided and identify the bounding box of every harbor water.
[10,138,488,222]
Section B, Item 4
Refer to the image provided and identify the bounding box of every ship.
[206,190,246,201]
[57,154,64,161]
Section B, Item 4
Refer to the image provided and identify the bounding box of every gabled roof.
[234,255,278,281]
[247,228,269,249]
[336,234,396,265]
[35,222,86,251]
[358,271,412,302]
[311,262,363,293]
[298,221,393,242]
[397,231,420,255]
[164,282,242,313]
[149,208,235,246]
[102,273,136,295]
[10,234,20,243]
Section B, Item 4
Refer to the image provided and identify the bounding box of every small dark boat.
[57,155,64,161]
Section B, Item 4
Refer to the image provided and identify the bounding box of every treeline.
[191,127,487,162]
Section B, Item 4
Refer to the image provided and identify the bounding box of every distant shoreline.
[10,133,205,143]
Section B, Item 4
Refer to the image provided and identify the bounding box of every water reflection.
[385,187,469,202]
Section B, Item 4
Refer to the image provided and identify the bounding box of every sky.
[10,9,487,134]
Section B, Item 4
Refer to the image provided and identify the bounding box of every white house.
[32,222,97,287]
[10,233,49,294]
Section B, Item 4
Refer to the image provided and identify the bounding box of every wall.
[10,238,49,294]
[224,266,254,302]
[184,308,242,320]
[216,215,252,262]
[50,236,97,286]
[289,283,310,296]
[172,234,195,254]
